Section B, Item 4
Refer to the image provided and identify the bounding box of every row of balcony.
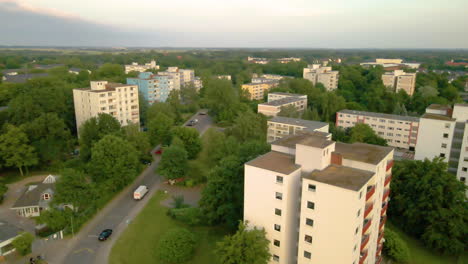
[382,189,390,202]
[384,173,392,186]
[386,159,394,171]
[362,218,372,235]
[359,249,368,264]
[366,185,376,201]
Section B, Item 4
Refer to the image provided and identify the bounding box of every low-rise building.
[69,68,91,75]
[242,82,279,100]
[10,175,58,217]
[267,116,329,142]
[258,93,307,117]
[247,56,269,64]
[277,57,301,64]
[0,221,21,257]
[216,75,232,80]
[252,74,286,84]
[382,70,417,96]
[124,60,159,74]
[336,110,420,150]
[303,64,339,91]
[127,72,173,104]
[2,73,49,83]
[360,59,420,69]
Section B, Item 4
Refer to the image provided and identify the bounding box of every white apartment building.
[73,81,140,134]
[382,70,417,96]
[158,67,198,90]
[267,116,329,142]
[360,59,421,69]
[303,64,339,91]
[336,110,420,150]
[245,132,393,264]
[124,60,159,74]
[216,75,232,80]
[415,104,468,187]
[258,93,307,117]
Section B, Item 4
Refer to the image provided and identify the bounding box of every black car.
[98,229,113,241]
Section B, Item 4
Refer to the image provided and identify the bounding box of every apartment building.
[248,56,269,64]
[382,70,417,96]
[252,74,285,84]
[267,116,329,142]
[277,57,301,64]
[258,93,307,117]
[415,104,468,186]
[244,131,393,264]
[216,75,231,80]
[158,67,197,90]
[303,64,339,91]
[73,81,140,134]
[124,60,159,74]
[127,72,173,104]
[360,59,420,69]
[242,82,279,100]
[336,110,420,150]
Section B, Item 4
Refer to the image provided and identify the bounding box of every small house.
[10,175,57,217]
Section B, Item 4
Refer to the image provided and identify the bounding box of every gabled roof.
[0,221,21,243]
[11,175,57,208]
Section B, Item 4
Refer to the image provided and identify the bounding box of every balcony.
[376,256,383,264]
[376,244,383,257]
[360,234,370,251]
[381,202,388,217]
[359,249,368,264]
[378,231,384,244]
[382,189,390,201]
[364,202,374,218]
[384,174,392,186]
[362,218,372,235]
[380,216,387,230]
[366,185,376,201]
[386,160,394,171]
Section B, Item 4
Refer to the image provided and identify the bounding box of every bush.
[12,232,35,256]
[383,228,410,263]
[167,207,203,226]
[171,195,187,209]
[0,181,7,204]
[157,228,196,263]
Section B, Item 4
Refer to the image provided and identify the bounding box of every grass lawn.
[109,191,229,264]
[387,222,468,264]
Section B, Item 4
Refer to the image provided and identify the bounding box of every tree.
[302,107,320,121]
[216,221,271,264]
[204,78,239,123]
[277,104,300,118]
[0,124,38,176]
[349,123,387,146]
[147,113,174,146]
[227,111,267,142]
[12,232,35,256]
[157,228,196,263]
[123,124,151,162]
[171,127,202,159]
[0,181,7,204]
[167,89,182,121]
[53,169,95,210]
[383,228,410,263]
[79,113,121,161]
[389,158,467,255]
[156,145,188,180]
[147,102,177,123]
[37,208,74,232]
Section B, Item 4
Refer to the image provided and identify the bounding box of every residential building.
[69,68,91,75]
[33,64,64,70]
[277,57,301,64]
[248,56,269,64]
[244,131,393,264]
[10,175,58,217]
[1,69,21,76]
[158,67,198,90]
[382,70,417,96]
[2,73,49,83]
[258,93,307,117]
[124,60,159,74]
[415,104,468,187]
[360,59,421,69]
[267,116,329,142]
[303,64,339,91]
[0,220,21,257]
[193,77,203,90]
[252,74,286,84]
[242,82,279,100]
[336,109,420,150]
[127,72,172,104]
[216,75,231,80]
[73,81,140,134]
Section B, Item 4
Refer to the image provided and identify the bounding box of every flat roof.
[246,151,300,175]
[272,132,334,149]
[0,221,21,243]
[261,97,304,106]
[303,164,374,191]
[335,142,393,165]
[339,109,419,122]
[269,116,328,131]
[427,104,451,110]
[421,113,455,121]
[269,92,305,97]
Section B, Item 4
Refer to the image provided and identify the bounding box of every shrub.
[157,228,196,263]
[12,232,35,256]
[167,207,203,226]
[383,228,410,263]
[0,181,7,204]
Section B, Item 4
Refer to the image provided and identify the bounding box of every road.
[49,111,212,264]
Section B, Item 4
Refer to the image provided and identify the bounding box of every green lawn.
[109,191,229,264]
[387,223,468,264]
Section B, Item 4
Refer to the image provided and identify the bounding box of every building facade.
[158,67,198,90]
[303,64,339,91]
[277,57,301,64]
[360,59,421,69]
[242,82,279,100]
[336,110,420,150]
[267,116,329,142]
[382,70,417,96]
[127,72,172,104]
[258,93,307,117]
[124,60,159,74]
[73,81,140,134]
[244,132,393,264]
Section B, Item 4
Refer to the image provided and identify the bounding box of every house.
[0,220,22,257]
[11,175,57,217]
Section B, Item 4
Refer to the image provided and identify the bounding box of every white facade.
[382,70,417,96]
[267,116,329,142]
[124,60,159,74]
[158,67,198,90]
[303,64,339,91]
[360,59,421,69]
[258,93,307,117]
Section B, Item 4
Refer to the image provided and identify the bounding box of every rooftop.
[421,113,456,121]
[269,92,305,97]
[12,181,55,208]
[3,73,50,83]
[334,142,393,165]
[261,97,305,106]
[303,164,374,191]
[246,151,300,175]
[426,104,451,110]
[272,132,333,149]
[0,221,21,243]
[269,116,328,131]
[339,109,419,122]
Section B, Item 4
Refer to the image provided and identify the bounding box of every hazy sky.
[0,0,467,48]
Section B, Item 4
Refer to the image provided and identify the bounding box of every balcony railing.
[360,234,370,251]
[359,249,368,264]
[376,256,383,264]
[380,216,387,230]
[378,231,384,244]
[376,244,383,257]
[386,160,394,171]
[382,189,390,201]
[384,173,392,186]
[366,185,375,201]
[362,218,372,235]
[381,202,388,217]
[364,202,374,218]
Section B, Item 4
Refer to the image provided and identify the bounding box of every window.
[304,251,311,259]
[461,177,466,182]
[464,157,468,162]
[306,218,314,227]
[42,193,50,200]
[440,153,446,158]
[304,235,312,243]
[359,191,363,199]
[354,244,357,252]
[355,227,359,234]
[273,240,280,247]
[275,192,283,200]
[357,209,361,217]
[275,208,282,216]
[308,184,316,192]
[387,133,393,136]
[274,224,281,231]
[276,176,283,184]
[273,255,279,262]
[441,143,447,148]
[307,201,315,210]
[443,133,449,138]
[445,123,451,128]
[463,167,467,172]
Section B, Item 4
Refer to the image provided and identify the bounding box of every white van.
[133,185,149,200]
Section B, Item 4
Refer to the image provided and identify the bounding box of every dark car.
[98,229,113,241]
[186,119,198,126]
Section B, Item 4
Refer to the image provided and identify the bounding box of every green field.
[109,191,229,264]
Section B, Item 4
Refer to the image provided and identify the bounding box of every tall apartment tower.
[244,132,393,264]
[381,70,416,96]
[73,81,140,134]
[415,104,468,186]
[303,64,339,91]
[127,72,173,104]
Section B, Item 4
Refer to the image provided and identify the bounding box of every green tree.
[12,232,35,256]
[0,181,7,204]
[156,145,188,180]
[349,123,387,146]
[37,208,74,232]
[147,102,177,122]
[171,127,202,159]
[147,113,174,146]
[0,124,38,176]
[383,228,410,263]
[53,169,95,210]
[79,113,121,161]
[277,104,300,118]
[216,221,271,264]
[167,89,182,121]
[227,111,267,142]
[123,124,152,162]
[157,228,196,263]
[204,78,239,123]
[302,107,320,121]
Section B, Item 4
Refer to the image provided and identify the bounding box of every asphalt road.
[59,111,213,264]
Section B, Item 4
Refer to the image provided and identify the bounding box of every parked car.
[155,148,163,155]
[187,119,199,126]
[98,229,113,241]
[198,111,207,115]
[133,185,149,200]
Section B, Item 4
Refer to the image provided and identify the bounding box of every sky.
[0,0,467,48]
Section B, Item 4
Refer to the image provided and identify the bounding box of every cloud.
[0,0,80,20]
